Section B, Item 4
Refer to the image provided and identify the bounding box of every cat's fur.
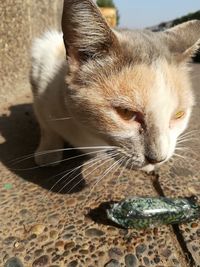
[31,0,200,172]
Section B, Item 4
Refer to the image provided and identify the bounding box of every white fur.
[31,31,64,93]
[31,31,108,165]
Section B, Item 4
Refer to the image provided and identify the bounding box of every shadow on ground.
[0,103,88,194]
[87,201,123,228]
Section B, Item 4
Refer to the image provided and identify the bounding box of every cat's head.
[62,0,200,171]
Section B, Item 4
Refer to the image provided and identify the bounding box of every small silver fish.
[107,196,200,229]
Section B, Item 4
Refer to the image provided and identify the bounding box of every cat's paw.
[34,150,63,167]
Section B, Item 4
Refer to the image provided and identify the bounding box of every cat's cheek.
[167,117,190,160]
[165,126,181,160]
[167,132,177,160]
[169,120,187,133]
[169,110,191,133]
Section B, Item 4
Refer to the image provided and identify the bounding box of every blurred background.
[0,0,200,103]
[96,0,200,61]
[113,0,199,29]
[95,0,200,28]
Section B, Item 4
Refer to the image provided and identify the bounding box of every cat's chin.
[140,164,155,173]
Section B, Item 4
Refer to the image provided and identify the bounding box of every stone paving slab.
[0,64,199,267]
[0,162,187,267]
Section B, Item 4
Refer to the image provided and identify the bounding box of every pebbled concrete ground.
[0,64,199,267]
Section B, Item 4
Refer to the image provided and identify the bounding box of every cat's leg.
[35,125,64,166]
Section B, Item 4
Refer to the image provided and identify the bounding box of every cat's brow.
[111,99,138,110]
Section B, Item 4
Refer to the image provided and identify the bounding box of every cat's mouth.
[106,148,165,171]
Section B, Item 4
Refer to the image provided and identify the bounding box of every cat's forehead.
[101,59,193,112]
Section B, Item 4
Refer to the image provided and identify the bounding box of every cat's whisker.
[110,157,131,199]
[94,158,122,190]
[103,157,126,198]
[173,153,198,163]
[47,157,110,184]
[191,72,200,79]
[83,163,119,206]
[9,146,117,165]
[178,149,199,158]
[183,129,198,133]
[175,147,188,151]
[127,161,135,189]
[87,157,123,199]
[112,158,124,179]
[173,153,187,160]
[177,137,197,143]
[178,130,198,137]
[10,149,111,171]
[61,153,114,189]
[47,117,72,121]
[105,156,126,188]
[178,132,199,139]
[178,135,198,141]
[175,148,199,157]
[65,150,118,185]
[117,157,130,183]
[61,153,118,195]
[178,132,199,140]
[59,154,105,182]
[177,138,198,145]
[40,163,95,187]
[111,159,121,182]
[176,145,199,154]
[180,129,199,136]
[66,158,114,195]
[130,162,135,176]
[45,167,77,183]
[42,153,110,200]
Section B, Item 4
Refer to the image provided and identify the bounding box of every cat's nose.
[145,156,165,164]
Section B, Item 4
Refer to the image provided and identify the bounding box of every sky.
[114,0,200,29]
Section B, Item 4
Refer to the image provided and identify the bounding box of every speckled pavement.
[0,64,199,267]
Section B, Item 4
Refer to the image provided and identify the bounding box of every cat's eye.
[115,107,136,121]
[174,111,185,120]
[115,107,143,124]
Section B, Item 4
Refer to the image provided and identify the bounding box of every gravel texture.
[0,60,199,267]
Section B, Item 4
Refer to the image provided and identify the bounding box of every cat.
[30,0,200,172]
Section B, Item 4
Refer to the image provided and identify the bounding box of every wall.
[0,0,63,102]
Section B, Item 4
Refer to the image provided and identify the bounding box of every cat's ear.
[163,20,200,62]
[62,0,119,64]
